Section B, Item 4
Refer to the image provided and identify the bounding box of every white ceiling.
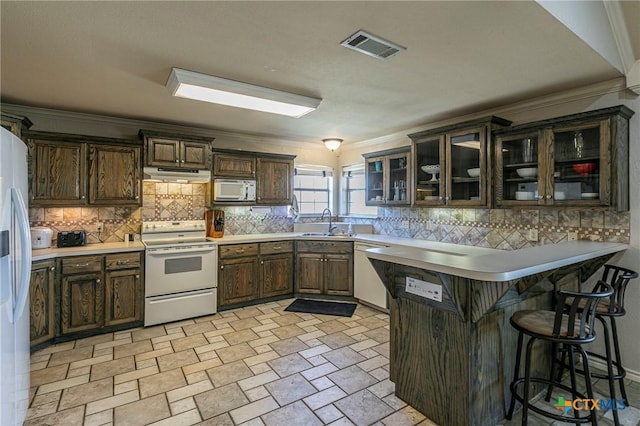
[1,1,638,144]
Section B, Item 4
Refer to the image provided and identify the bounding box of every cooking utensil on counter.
[206,209,225,238]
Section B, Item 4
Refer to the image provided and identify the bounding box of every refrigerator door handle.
[11,187,32,323]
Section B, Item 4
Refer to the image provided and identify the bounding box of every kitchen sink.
[298,232,351,238]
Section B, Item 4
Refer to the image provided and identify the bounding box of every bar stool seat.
[506,281,613,425]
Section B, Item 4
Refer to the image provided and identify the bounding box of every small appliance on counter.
[56,230,86,248]
[30,226,53,249]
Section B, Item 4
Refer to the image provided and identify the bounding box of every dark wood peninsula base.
[369,254,615,426]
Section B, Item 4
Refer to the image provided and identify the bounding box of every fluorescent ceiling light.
[167,68,321,118]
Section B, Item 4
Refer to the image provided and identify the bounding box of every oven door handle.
[146,246,217,256]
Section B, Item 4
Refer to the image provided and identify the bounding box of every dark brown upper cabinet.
[26,131,142,207]
[362,148,411,206]
[139,130,213,170]
[212,149,295,205]
[409,116,511,207]
[494,105,634,210]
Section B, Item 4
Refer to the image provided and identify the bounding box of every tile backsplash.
[28,182,208,244]
[360,207,630,250]
[30,181,631,251]
[29,206,141,244]
[219,206,630,250]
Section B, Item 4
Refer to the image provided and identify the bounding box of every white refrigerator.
[0,127,32,426]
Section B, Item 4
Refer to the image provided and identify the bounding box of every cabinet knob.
[538,195,544,200]
[81,196,85,199]
[439,196,443,200]
[181,160,185,163]
[175,159,179,163]
[220,265,224,270]
[135,196,139,200]
[135,275,140,279]
[260,261,264,265]
[96,279,101,283]
[546,195,552,199]
[50,267,55,271]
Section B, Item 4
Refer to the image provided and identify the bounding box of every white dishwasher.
[354,242,389,312]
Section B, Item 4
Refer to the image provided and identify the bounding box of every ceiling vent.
[340,30,406,60]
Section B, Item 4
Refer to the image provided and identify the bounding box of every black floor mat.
[284,299,357,317]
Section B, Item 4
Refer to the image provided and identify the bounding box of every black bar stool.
[554,264,638,425]
[506,281,613,425]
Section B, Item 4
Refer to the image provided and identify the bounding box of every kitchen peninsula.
[365,241,628,426]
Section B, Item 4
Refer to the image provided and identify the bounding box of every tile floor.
[27,299,640,426]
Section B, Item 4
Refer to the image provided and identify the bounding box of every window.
[343,164,377,216]
[294,165,332,215]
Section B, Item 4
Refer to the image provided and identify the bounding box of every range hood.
[143,167,211,183]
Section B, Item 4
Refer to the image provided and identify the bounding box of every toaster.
[30,227,53,249]
[57,230,86,248]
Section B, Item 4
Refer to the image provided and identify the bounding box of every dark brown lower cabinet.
[60,256,104,335]
[57,252,143,338]
[29,260,56,347]
[295,241,353,297]
[105,271,143,326]
[218,242,294,308]
[261,253,294,298]
[219,256,260,306]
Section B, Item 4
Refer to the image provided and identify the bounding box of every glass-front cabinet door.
[495,132,542,206]
[363,148,410,206]
[385,152,410,205]
[365,156,385,205]
[550,123,605,205]
[413,135,445,205]
[446,127,486,205]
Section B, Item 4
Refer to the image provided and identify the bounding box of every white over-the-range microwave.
[213,179,257,201]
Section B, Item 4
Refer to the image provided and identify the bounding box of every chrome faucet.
[320,208,337,235]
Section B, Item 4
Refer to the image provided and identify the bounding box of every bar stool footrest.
[553,348,626,381]
[510,377,596,424]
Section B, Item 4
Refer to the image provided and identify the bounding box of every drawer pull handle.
[74,263,91,267]
[235,250,245,254]
[116,260,130,265]
[273,246,282,250]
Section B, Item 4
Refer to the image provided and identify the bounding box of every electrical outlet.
[96,222,103,232]
[527,229,538,242]
[568,232,578,241]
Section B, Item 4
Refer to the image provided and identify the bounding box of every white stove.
[142,220,218,326]
[142,220,214,248]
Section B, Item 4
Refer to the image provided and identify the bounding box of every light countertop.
[209,233,498,256]
[365,241,628,282]
[31,234,626,284]
[32,241,145,262]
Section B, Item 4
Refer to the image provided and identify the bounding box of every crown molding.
[344,77,629,150]
[0,103,320,150]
